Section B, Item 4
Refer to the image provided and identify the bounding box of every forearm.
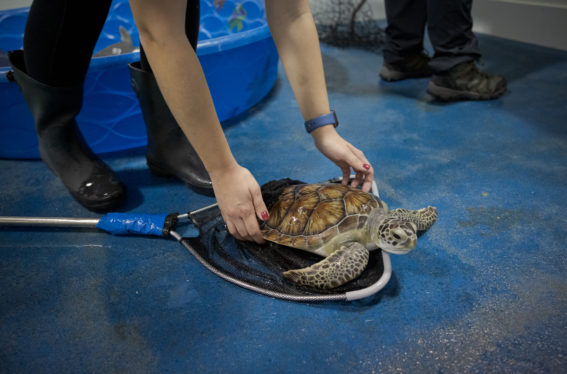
[130,0,238,175]
[266,0,330,121]
[266,0,373,190]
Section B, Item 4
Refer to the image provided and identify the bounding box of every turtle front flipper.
[389,206,438,231]
[283,242,369,289]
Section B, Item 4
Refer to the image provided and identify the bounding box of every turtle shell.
[261,183,386,251]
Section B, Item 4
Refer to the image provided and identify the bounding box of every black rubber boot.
[128,61,214,196]
[8,50,126,212]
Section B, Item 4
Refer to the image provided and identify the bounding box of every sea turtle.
[261,183,438,289]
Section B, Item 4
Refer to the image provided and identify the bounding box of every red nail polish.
[363,164,370,170]
[261,211,269,221]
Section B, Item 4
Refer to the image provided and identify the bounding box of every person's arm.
[129,0,267,243]
[265,0,374,191]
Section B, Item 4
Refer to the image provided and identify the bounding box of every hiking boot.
[380,52,432,81]
[427,61,507,101]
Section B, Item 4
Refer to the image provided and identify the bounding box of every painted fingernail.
[363,163,371,170]
[261,211,270,221]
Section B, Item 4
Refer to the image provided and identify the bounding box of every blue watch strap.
[304,110,338,133]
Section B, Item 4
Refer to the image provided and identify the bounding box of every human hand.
[310,126,374,192]
[209,164,269,243]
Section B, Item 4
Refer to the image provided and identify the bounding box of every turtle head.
[375,217,417,255]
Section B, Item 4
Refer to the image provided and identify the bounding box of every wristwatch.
[304,110,338,133]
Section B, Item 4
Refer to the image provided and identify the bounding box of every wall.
[473,0,567,50]
[0,0,30,10]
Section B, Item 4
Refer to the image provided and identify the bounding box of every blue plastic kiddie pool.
[0,0,278,159]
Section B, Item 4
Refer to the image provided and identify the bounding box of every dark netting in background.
[311,0,385,53]
[181,179,385,301]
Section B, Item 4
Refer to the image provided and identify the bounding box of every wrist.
[206,158,240,180]
[304,110,338,133]
[310,123,337,138]
[311,125,340,151]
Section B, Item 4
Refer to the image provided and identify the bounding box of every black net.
[311,0,385,53]
[181,178,386,302]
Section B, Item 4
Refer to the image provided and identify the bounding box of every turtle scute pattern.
[262,184,385,250]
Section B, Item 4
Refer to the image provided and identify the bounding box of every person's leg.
[383,0,427,64]
[9,0,126,211]
[23,0,112,86]
[130,0,213,194]
[426,0,480,73]
[380,0,431,81]
[426,0,507,100]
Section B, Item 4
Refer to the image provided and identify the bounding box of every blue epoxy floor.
[1,34,567,373]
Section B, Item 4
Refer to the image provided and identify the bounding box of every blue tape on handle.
[96,213,169,236]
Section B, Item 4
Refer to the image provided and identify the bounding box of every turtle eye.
[392,228,407,241]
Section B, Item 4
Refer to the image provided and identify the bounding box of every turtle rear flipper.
[389,206,438,231]
[283,242,369,289]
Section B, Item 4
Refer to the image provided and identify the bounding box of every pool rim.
[0,8,273,82]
